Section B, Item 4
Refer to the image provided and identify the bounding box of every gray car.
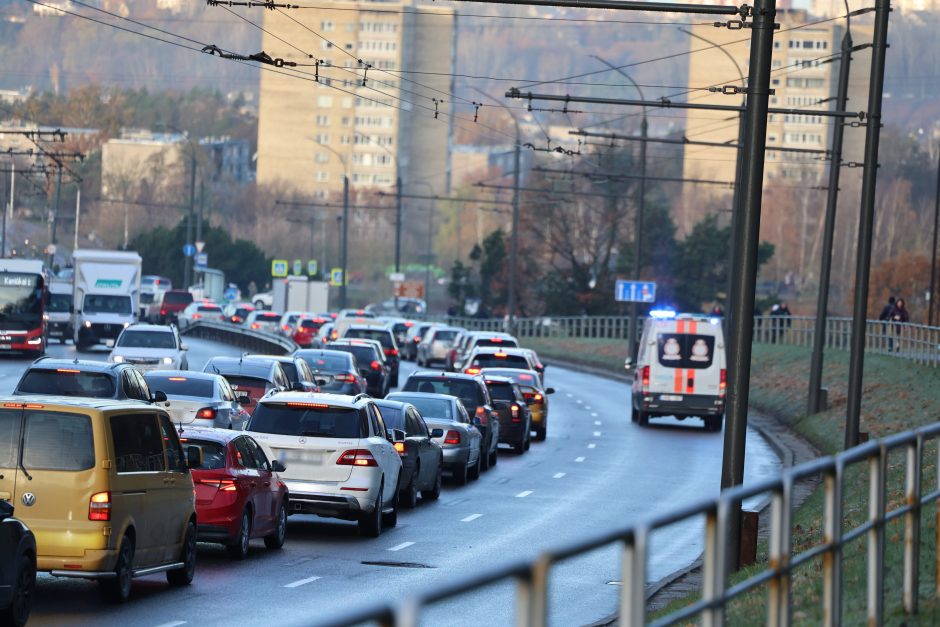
[144,370,252,430]
[386,392,482,486]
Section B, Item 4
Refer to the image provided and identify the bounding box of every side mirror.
[150,390,168,403]
[545,387,556,395]
[430,428,444,438]
[237,394,251,405]
[472,416,483,427]
[180,343,189,351]
[387,428,406,443]
[271,460,287,473]
[624,358,633,371]
[185,445,203,469]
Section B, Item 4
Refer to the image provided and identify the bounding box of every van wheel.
[705,416,723,432]
[359,486,383,538]
[226,510,252,559]
[489,448,498,468]
[636,409,649,427]
[167,521,196,586]
[514,438,526,455]
[1,553,35,626]
[264,502,288,550]
[534,426,546,442]
[100,534,134,603]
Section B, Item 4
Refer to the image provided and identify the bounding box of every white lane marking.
[585,406,592,410]
[588,443,597,449]
[566,393,573,397]
[575,399,583,404]
[593,431,602,437]
[515,490,533,498]
[284,576,321,589]
[461,514,483,522]
[591,413,598,418]
[553,472,566,479]
[388,541,415,552]
[575,456,586,463]
[153,622,187,627]
[594,420,602,425]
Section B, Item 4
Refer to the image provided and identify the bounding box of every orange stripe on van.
[674,367,684,393]
[689,320,698,334]
[686,369,695,394]
[676,320,685,334]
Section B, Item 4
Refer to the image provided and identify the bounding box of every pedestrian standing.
[777,302,793,343]
[890,298,910,353]
[769,303,781,343]
[879,295,896,351]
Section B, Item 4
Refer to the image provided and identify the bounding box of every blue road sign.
[615,280,656,303]
[195,253,208,270]
[183,243,196,257]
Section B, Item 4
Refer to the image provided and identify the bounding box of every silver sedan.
[144,370,251,430]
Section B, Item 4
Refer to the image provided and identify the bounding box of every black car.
[483,376,532,455]
[244,354,320,392]
[341,325,400,387]
[202,356,291,416]
[294,349,367,395]
[401,372,500,470]
[0,500,37,627]
[13,357,162,403]
[328,340,390,397]
[374,399,444,507]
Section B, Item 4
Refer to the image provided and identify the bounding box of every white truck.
[272,276,329,313]
[71,249,142,351]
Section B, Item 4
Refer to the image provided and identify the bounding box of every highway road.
[1,338,780,626]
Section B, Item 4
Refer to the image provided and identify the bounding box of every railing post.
[702,506,724,627]
[868,449,887,625]
[822,463,843,626]
[620,528,647,627]
[768,481,792,627]
[515,571,533,627]
[904,437,923,615]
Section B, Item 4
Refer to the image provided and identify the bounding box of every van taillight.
[336,449,378,467]
[444,430,461,445]
[719,369,727,396]
[641,366,650,389]
[89,491,111,521]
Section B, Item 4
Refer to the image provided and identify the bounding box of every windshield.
[434,330,459,342]
[249,404,363,438]
[180,438,226,470]
[48,292,72,313]
[376,405,404,430]
[83,294,132,315]
[402,377,480,410]
[393,396,453,421]
[0,273,43,330]
[117,330,177,349]
[17,369,116,398]
[145,375,214,398]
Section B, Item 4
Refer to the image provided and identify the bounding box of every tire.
[167,521,196,586]
[0,553,35,627]
[226,509,252,559]
[480,441,491,472]
[534,426,546,442]
[100,534,134,603]
[524,433,531,451]
[359,486,383,538]
[391,374,399,388]
[636,409,649,427]
[421,463,442,501]
[264,502,288,550]
[452,461,469,486]
[402,468,419,508]
[469,453,481,480]
[382,485,399,528]
[489,447,498,468]
[514,435,526,455]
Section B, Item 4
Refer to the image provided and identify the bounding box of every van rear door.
[650,323,720,398]
[0,407,21,504]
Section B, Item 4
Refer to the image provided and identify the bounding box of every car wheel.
[359,486,383,538]
[636,409,649,427]
[382,485,399,528]
[514,437,526,455]
[226,509,252,559]
[167,521,197,586]
[489,447,498,468]
[1,553,35,627]
[100,534,134,603]
[534,426,546,442]
[421,464,442,501]
[264,501,288,550]
[402,468,419,508]
[524,433,531,451]
[453,461,469,486]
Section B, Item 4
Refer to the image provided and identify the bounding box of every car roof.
[144,370,220,382]
[374,398,414,411]
[479,367,540,380]
[409,371,482,382]
[123,323,174,333]
[203,357,280,377]
[177,426,241,444]
[0,394,152,412]
[260,391,368,409]
[387,391,460,404]
[346,324,392,332]
[429,326,463,333]
[244,354,301,365]
[470,346,529,356]
[469,331,516,339]
[27,358,123,374]
[295,348,353,359]
[481,375,516,385]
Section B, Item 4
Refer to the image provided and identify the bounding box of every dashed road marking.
[594,420,601,425]
[553,472,566,479]
[284,576,321,589]
[153,622,187,627]
[461,514,483,522]
[575,456,586,463]
[515,490,533,498]
[593,431,602,437]
[388,542,415,552]
[575,399,583,404]
[585,406,592,410]
[588,443,597,449]
[566,393,573,398]
[591,413,598,418]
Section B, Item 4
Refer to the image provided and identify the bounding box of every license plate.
[104,339,115,347]
[0,344,10,350]
[661,394,683,402]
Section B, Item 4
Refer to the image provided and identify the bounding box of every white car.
[144,370,252,430]
[417,326,463,367]
[244,310,282,333]
[108,323,188,371]
[177,301,225,331]
[252,291,273,310]
[247,391,404,537]
[279,310,310,337]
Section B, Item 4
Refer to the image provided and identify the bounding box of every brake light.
[286,402,330,408]
[251,323,261,329]
[232,316,243,323]
[161,308,167,316]
[196,407,217,420]
[393,442,406,455]
[475,406,488,425]
[3,403,22,408]
[335,374,357,383]
[444,430,461,445]
[24,404,44,409]
[56,368,80,373]
[534,393,543,403]
[491,338,503,343]
[720,369,727,397]
[192,313,202,320]
[384,348,398,357]
[511,404,521,422]
[200,479,237,491]
[283,324,291,331]
[641,366,650,390]
[465,367,481,375]
[494,352,508,358]
[169,377,187,381]
[89,491,111,521]
[413,337,421,343]
[370,360,381,371]
[336,449,378,466]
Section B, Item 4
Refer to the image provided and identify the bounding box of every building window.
[802,40,814,49]
[342,97,353,109]
[340,135,351,145]
[320,20,334,31]
[317,96,333,107]
[314,134,330,145]
[315,153,329,164]
[317,171,329,182]
[316,114,330,126]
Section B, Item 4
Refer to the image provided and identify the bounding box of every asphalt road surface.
[0,339,780,626]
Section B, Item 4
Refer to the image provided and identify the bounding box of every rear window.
[657,333,716,369]
[17,369,116,398]
[21,410,95,471]
[249,404,364,438]
[117,330,177,349]
[140,293,155,305]
[394,397,453,421]
[164,291,194,305]
[433,330,459,342]
[279,362,299,384]
[402,377,481,409]
[345,329,392,348]
[376,405,404,430]
[471,354,529,369]
[297,352,351,371]
[331,345,377,366]
[258,313,282,322]
[223,376,270,402]
[300,319,324,330]
[475,338,519,349]
[391,323,408,335]
[483,369,538,385]
[145,375,214,398]
[486,383,515,402]
[198,305,221,313]
[180,438,227,470]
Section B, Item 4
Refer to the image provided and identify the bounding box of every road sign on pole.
[195,240,205,253]
[272,259,288,277]
[389,272,405,283]
[183,243,196,257]
[615,280,656,303]
[307,260,318,276]
[195,253,208,270]
[292,259,303,276]
[330,267,344,286]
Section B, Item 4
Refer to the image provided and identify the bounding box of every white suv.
[247,392,404,537]
[108,323,188,371]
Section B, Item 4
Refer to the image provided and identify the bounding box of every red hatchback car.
[293,316,329,348]
[178,427,289,559]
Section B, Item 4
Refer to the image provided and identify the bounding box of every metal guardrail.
[441,314,940,367]
[181,320,298,355]
[319,421,940,627]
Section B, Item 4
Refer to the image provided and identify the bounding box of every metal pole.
[73,188,81,252]
[929,142,940,327]
[846,0,890,450]
[196,178,205,244]
[49,168,62,268]
[508,126,520,331]
[425,201,434,310]
[341,174,349,309]
[395,174,402,310]
[631,115,647,360]
[808,31,853,415]
[719,0,777,570]
[1,165,6,258]
[184,148,196,288]
[7,160,13,222]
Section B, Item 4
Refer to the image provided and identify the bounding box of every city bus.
[0,259,47,356]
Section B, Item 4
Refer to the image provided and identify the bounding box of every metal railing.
[441,314,940,367]
[319,421,940,627]
[181,319,297,354]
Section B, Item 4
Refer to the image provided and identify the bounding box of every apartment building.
[256,1,456,198]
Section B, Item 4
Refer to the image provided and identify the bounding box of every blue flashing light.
[649,308,676,319]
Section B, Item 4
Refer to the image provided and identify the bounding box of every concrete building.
[255,1,456,199]
[679,9,870,234]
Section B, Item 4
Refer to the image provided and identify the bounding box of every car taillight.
[335,373,357,383]
[641,366,650,389]
[511,404,521,422]
[336,449,378,467]
[444,430,461,445]
[394,442,406,455]
[251,323,261,329]
[193,313,202,320]
[370,360,381,371]
[719,368,727,396]
[465,367,481,375]
[413,337,421,343]
[384,348,398,357]
[475,406,488,425]
[283,324,291,331]
[161,308,167,316]
[200,479,237,491]
[196,407,217,420]
[89,491,111,521]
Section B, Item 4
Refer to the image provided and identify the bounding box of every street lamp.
[409,181,435,310]
[316,139,350,308]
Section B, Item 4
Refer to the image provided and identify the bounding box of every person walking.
[879,295,896,351]
[769,303,781,343]
[889,298,910,353]
[778,302,793,342]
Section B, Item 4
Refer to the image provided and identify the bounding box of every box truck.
[71,249,142,350]
[272,276,329,313]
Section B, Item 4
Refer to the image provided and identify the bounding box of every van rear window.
[0,409,18,468]
[657,334,716,369]
[22,411,95,471]
[471,354,529,370]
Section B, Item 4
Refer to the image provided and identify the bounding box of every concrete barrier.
[181,320,298,355]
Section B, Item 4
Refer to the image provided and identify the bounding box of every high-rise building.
[679,9,870,234]
[256,1,456,198]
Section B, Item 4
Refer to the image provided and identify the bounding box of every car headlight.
[84,320,92,328]
[162,357,174,365]
[112,355,124,363]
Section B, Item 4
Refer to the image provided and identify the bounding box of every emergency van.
[628,312,726,431]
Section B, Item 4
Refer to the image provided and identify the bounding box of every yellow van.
[0,397,197,602]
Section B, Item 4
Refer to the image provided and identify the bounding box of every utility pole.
[719,0,777,571]
[929,142,940,327]
[808,30,854,415]
[845,0,891,451]
[508,124,520,331]
[395,174,402,310]
[184,148,196,288]
[73,188,81,252]
[424,201,434,311]
[49,168,62,268]
[340,174,349,309]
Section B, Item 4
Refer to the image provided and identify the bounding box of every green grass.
[531,337,940,624]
